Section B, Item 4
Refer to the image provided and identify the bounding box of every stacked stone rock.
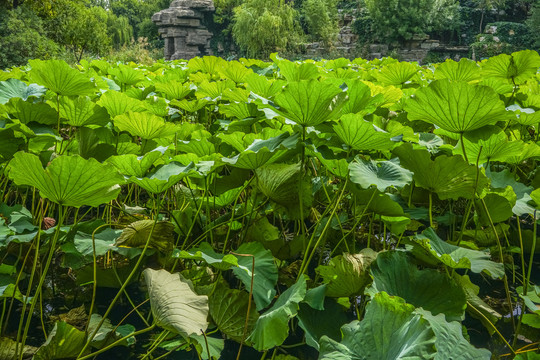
[152,0,214,60]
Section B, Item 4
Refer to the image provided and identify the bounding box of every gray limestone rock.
[153,0,215,60]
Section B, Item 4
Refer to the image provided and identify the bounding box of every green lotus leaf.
[247,275,307,350]
[405,79,510,133]
[316,249,377,297]
[0,78,46,104]
[406,228,505,279]
[349,186,405,217]
[188,56,227,75]
[106,149,163,178]
[368,251,467,321]
[487,169,536,216]
[297,299,349,350]
[143,268,209,337]
[377,61,419,86]
[453,127,525,164]
[277,59,320,82]
[220,60,253,83]
[171,98,210,113]
[219,102,262,120]
[333,113,393,151]
[209,284,259,343]
[393,143,488,200]
[155,80,192,100]
[255,162,313,219]
[58,96,110,127]
[434,58,481,82]
[33,321,87,360]
[453,274,501,333]
[28,59,95,96]
[8,152,124,207]
[174,242,239,270]
[315,153,349,178]
[195,79,236,100]
[115,220,175,253]
[88,314,135,348]
[340,79,383,115]
[319,292,436,360]
[349,158,412,192]
[381,215,411,235]
[177,139,216,157]
[515,353,540,360]
[129,161,196,194]
[418,309,491,359]
[0,123,25,162]
[97,90,146,118]
[474,188,515,226]
[0,337,37,359]
[114,111,178,140]
[109,64,145,86]
[531,188,540,209]
[273,79,343,126]
[232,242,279,311]
[223,133,297,169]
[5,98,57,125]
[482,50,540,84]
[245,73,285,98]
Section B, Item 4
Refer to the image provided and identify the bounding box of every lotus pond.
[0,52,540,359]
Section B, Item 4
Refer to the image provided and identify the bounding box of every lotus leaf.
[247,275,306,350]
[316,249,377,297]
[405,79,510,133]
[0,78,46,104]
[407,228,505,279]
[209,284,259,343]
[393,143,488,200]
[8,152,124,207]
[482,50,540,84]
[114,111,178,140]
[28,59,96,96]
[368,251,467,321]
[434,58,480,82]
[297,299,349,350]
[333,114,393,151]
[33,321,87,360]
[143,268,209,337]
[115,220,174,253]
[129,161,196,194]
[5,98,57,125]
[97,90,146,118]
[109,64,145,86]
[232,242,278,311]
[319,292,436,360]
[349,158,412,192]
[58,96,109,127]
[377,61,419,86]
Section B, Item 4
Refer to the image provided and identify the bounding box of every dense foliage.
[0,51,539,359]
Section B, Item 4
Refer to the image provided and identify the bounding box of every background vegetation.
[0,0,539,67]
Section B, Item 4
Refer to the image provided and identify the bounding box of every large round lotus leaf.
[416,309,491,360]
[482,50,540,84]
[97,90,146,118]
[247,276,306,350]
[393,143,488,200]
[129,161,196,194]
[405,79,510,133]
[339,79,383,115]
[319,292,436,360]
[106,150,163,178]
[376,61,419,86]
[58,96,110,127]
[5,98,57,125]
[0,336,38,359]
[28,59,96,96]
[349,158,412,192]
[114,111,178,140]
[349,186,405,217]
[115,220,175,253]
[143,268,209,337]
[316,249,377,297]
[109,64,145,86]
[208,284,259,343]
[297,299,349,350]
[0,78,46,104]
[8,152,124,208]
[273,79,343,126]
[434,58,481,82]
[333,114,393,151]
[368,251,467,322]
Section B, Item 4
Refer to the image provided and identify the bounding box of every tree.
[363,0,461,42]
[302,0,340,49]
[0,4,59,69]
[232,0,304,58]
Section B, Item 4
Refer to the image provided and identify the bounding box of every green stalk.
[77,197,164,358]
[428,191,434,228]
[460,132,469,163]
[18,206,67,360]
[480,198,515,331]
